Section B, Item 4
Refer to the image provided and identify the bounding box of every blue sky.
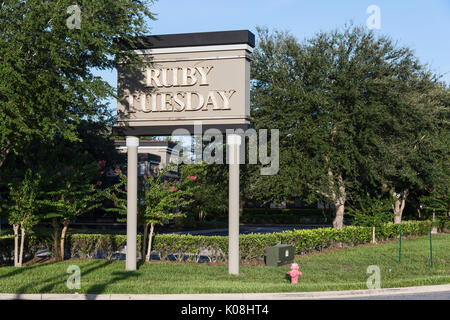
[95,0,450,112]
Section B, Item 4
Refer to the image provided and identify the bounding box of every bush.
[68,233,141,259]
[0,232,53,265]
[0,235,13,265]
[0,221,432,265]
[153,234,228,262]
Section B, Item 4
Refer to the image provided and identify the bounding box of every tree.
[0,0,155,167]
[374,82,450,224]
[140,166,195,262]
[42,160,103,260]
[102,169,128,219]
[347,195,393,243]
[25,123,112,261]
[180,162,228,221]
[7,169,41,267]
[420,189,450,232]
[251,25,448,229]
[105,165,196,262]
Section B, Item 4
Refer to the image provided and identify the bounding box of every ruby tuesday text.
[125,66,236,112]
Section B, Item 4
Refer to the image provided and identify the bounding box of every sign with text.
[115,30,254,135]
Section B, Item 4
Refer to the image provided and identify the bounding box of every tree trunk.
[13,224,19,267]
[333,201,345,230]
[52,218,61,261]
[60,220,70,261]
[145,223,155,262]
[327,167,346,230]
[18,224,25,267]
[142,222,149,259]
[393,190,408,224]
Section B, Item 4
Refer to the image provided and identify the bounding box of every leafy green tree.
[7,169,41,266]
[0,0,155,167]
[347,195,393,243]
[102,169,128,218]
[420,190,450,231]
[41,160,103,260]
[105,165,196,262]
[375,82,450,224]
[251,25,448,229]
[180,162,228,221]
[25,128,110,261]
[140,166,195,262]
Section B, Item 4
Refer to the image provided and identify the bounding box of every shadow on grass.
[85,271,140,296]
[13,260,113,299]
[84,260,147,296]
[0,260,63,281]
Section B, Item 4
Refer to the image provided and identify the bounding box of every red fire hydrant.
[287,263,302,284]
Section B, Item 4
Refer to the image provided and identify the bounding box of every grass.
[0,233,449,294]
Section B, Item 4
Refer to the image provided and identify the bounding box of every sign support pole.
[126,136,139,271]
[228,134,241,275]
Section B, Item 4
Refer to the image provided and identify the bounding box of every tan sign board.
[113,30,255,136]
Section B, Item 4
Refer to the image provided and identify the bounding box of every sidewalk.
[1,284,449,300]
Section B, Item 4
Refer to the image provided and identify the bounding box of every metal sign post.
[126,136,139,271]
[228,134,241,275]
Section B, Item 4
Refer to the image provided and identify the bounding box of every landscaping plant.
[7,169,41,267]
[40,157,104,261]
[250,25,449,229]
[420,190,450,232]
[347,195,393,243]
[140,165,196,262]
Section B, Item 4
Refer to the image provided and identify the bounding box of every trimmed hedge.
[0,232,53,265]
[0,220,432,265]
[68,233,141,259]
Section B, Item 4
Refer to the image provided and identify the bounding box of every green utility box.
[264,244,295,267]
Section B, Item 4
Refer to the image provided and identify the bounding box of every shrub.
[0,232,52,265]
[68,233,142,259]
[0,220,432,265]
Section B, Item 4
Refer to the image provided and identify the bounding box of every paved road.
[336,291,450,300]
[173,224,332,236]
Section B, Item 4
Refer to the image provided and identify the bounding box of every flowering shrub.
[140,165,196,261]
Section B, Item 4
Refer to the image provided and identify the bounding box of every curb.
[1,284,449,300]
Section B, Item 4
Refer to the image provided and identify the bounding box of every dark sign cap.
[116,30,255,50]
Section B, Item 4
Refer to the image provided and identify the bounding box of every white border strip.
[150,55,248,63]
[119,115,250,122]
[2,284,449,300]
[134,44,254,55]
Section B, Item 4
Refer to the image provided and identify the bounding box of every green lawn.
[0,234,449,294]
